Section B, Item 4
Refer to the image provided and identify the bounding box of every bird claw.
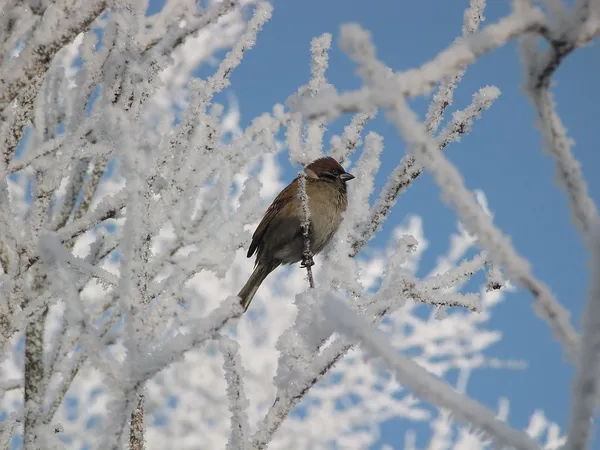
[301,255,315,268]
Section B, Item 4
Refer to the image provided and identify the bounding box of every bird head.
[304,156,355,184]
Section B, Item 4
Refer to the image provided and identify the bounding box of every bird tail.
[237,262,278,312]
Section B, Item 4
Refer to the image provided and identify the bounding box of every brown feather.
[247,180,298,260]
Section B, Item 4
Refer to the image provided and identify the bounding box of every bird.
[237,156,355,311]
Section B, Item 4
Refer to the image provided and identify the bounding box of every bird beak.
[339,172,355,182]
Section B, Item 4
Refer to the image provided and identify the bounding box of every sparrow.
[237,156,355,311]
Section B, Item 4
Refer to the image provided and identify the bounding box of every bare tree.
[0,0,598,449]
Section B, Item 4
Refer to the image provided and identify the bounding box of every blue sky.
[204,0,600,447]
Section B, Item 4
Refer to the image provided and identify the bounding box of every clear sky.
[157,0,600,446]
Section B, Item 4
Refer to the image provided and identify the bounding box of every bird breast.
[305,180,348,253]
[268,178,348,265]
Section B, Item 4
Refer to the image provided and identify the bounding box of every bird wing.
[247,177,299,259]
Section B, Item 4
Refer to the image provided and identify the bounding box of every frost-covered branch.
[389,95,579,359]
[563,220,600,450]
[251,338,355,449]
[0,1,107,164]
[420,251,488,291]
[23,305,46,448]
[297,172,315,287]
[518,0,599,241]
[40,234,119,287]
[220,337,250,450]
[0,414,18,449]
[129,395,145,450]
[323,296,541,450]
[205,2,273,99]
[55,189,126,243]
[288,32,333,165]
[139,297,244,383]
[526,87,597,241]
[142,0,238,55]
[524,5,596,247]
[330,112,375,164]
[350,86,500,256]
[0,1,106,110]
[425,0,487,134]
[336,19,501,256]
[296,7,547,121]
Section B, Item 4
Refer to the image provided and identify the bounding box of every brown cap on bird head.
[304,156,355,181]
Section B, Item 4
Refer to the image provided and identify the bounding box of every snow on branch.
[142,0,239,55]
[38,233,119,288]
[0,1,107,169]
[533,88,597,235]
[436,86,500,147]
[330,111,376,164]
[419,251,488,291]
[425,0,487,134]
[334,16,501,258]
[389,94,579,360]
[563,220,600,450]
[304,33,332,163]
[205,2,273,98]
[350,86,499,256]
[519,0,600,241]
[139,297,244,384]
[0,0,107,111]
[288,32,334,165]
[39,242,124,382]
[0,414,19,449]
[295,7,547,121]
[251,336,356,449]
[322,296,541,450]
[220,336,250,450]
[527,86,597,241]
[367,240,483,313]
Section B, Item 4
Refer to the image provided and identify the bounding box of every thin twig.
[297,173,315,288]
[129,395,145,450]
